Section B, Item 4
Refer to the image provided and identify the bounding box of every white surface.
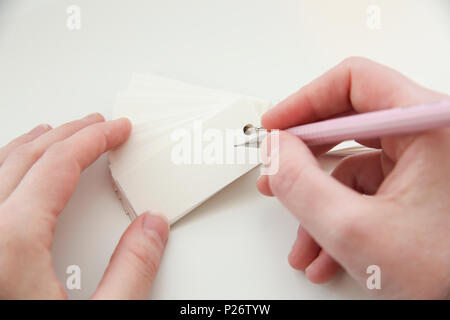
[0,0,449,299]
[109,76,265,224]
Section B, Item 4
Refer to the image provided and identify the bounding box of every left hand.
[0,113,169,299]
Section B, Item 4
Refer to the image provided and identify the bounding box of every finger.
[289,227,342,283]
[92,213,169,300]
[0,124,52,166]
[256,144,335,198]
[0,113,105,202]
[305,250,341,284]
[6,118,131,232]
[267,131,365,254]
[331,151,385,195]
[288,225,320,270]
[262,57,446,129]
[262,57,448,161]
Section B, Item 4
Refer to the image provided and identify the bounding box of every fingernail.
[305,264,312,275]
[142,212,169,245]
[83,112,104,120]
[29,124,51,136]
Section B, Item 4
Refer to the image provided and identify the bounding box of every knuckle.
[42,142,80,176]
[340,56,379,80]
[334,214,367,244]
[87,124,108,150]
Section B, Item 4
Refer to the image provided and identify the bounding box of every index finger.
[6,118,131,233]
[262,57,443,130]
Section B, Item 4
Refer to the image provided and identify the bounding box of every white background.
[0,0,449,299]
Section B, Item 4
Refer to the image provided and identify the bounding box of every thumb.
[91,212,169,300]
[266,131,363,250]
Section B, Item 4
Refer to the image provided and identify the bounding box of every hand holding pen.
[257,57,450,299]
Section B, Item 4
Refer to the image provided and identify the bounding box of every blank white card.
[109,75,271,224]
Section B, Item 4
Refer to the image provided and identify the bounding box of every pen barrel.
[286,100,450,146]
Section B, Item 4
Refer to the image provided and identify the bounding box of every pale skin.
[0,114,169,299]
[0,57,448,299]
[257,57,450,299]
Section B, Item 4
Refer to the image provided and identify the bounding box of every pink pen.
[235,100,450,147]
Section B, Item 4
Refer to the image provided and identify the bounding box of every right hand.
[257,57,450,299]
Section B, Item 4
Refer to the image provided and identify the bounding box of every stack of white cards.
[109,74,370,224]
[108,74,270,224]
